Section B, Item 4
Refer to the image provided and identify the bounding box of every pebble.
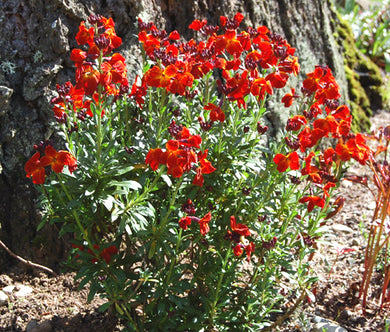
[26,320,52,332]
[14,285,33,298]
[0,290,8,305]
[2,285,15,294]
[330,224,354,233]
[311,316,348,332]
[351,238,359,246]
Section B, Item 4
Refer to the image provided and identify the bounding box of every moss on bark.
[335,12,383,132]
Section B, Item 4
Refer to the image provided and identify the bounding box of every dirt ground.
[1,111,390,332]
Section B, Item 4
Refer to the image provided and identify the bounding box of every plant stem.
[165,228,183,286]
[123,166,166,214]
[209,247,232,328]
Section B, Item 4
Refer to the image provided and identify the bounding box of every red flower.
[281,88,297,107]
[323,182,336,197]
[25,152,46,185]
[129,76,148,108]
[265,71,289,89]
[193,150,216,186]
[228,216,254,261]
[76,66,101,95]
[286,115,307,131]
[204,103,225,122]
[273,151,300,172]
[145,148,167,171]
[189,19,208,31]
[313,115,339,137]
[73,244,118,264]
[100,245,118,264]
[144,65,177,88]
[346,133,371,165]
[335,143,351,161]
[25,145,77,185]
[302,66,340,103]
[244,242,255,260]
[198,212,212,235]
[215,29,244,56]
[301,151,321,183]
[322,147,335,164]
[40,145,77,174]
[250,77,273,101]
[178,212,212,235]
[146,126,215,183]
[233,244,244,257]
[299,196,325,212]
[297,127,325,151]
[75,21,94,46]
[178,216,192,231]
[230,216,250,236]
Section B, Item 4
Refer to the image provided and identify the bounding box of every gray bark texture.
[0,0,347,270]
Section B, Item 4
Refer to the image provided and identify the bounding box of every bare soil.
[1,111,390,332]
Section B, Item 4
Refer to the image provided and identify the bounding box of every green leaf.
[98,302,111,312]
[110,180,142,191]
[161,174,172,187]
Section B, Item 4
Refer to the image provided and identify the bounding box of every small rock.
[330,224,354,233]
[0,290,8,305]
[28,320,52,332]
[351,238,359,246]
[2,285,15,294]
[312,316,348,332]
[26,320,38,331]
[368,201,376,210]
[14,285,33,298]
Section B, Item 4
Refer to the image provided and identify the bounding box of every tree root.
[0,239,58,277]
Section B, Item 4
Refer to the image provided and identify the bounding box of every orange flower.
[215,29,244,56]
[178,212,212,235]
[299,196,325,212]
[250,77,273,101]
[281,88,297,107]
[230,216,250,236]
[273,151,300,172]
[40,145,77,174]
[335,143,351,161]
[25,145,77,184]
[346,133,371,165]
[286,115,307,131]
[144,65,178,88]
[204,103,225,122]
[25,152,46,185]
[313,115,339,137]
[145,148,167,171]
[76,66,101,95]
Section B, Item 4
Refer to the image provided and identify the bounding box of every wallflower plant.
[24,13,377,331]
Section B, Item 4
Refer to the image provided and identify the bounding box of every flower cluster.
[51,15,129,122]
[72,15,128,96]
[274,65,372,213]
[136,12,299,110]
[25,141,77,184]
[145,122,216,186]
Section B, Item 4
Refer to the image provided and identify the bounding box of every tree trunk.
[0,0,358,270]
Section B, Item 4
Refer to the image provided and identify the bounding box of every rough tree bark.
[0,0,362,270]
